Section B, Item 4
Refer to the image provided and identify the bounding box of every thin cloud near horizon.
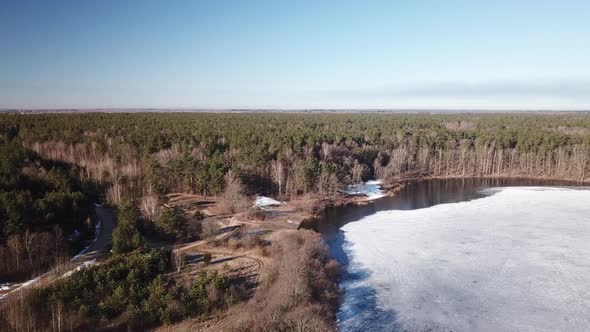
[320,79,590,100]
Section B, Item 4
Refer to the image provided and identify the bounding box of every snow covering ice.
[338,187,590,331]
[254,196,284,208]
[347,179,386,200]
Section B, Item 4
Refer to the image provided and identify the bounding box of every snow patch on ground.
[61,259,97,278]
[347,179,386,200]
[71,220,101,261]
[254,196,284,208]
[1,274,42,299]
[20,276,40,288]
[339,187,590,331]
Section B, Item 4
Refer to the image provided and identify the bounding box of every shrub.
[156,208,186,241]
[200,218,220,239]
[203,253,212,265]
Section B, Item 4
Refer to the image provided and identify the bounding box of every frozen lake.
[327,183,590,331]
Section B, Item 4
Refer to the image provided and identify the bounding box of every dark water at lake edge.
[316,178,583,331]
[316,177,581,235]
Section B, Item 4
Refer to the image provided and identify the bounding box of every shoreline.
[298,174,588,230]
[306,175,590,330]
[330,185,590,331]
[417,174,589,185]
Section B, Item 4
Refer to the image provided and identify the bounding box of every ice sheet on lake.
[339,187,590,331]
[347,179,386,200]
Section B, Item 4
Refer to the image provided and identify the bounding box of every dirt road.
[80,205,117,260]
[0,205,116,302]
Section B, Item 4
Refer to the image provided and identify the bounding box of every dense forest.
[0,142,95,280]
[1,113,588,205]
[1,112,589,272]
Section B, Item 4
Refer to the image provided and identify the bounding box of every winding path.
[0,205,116,303]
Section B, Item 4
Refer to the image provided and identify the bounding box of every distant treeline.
[1,113,589,206]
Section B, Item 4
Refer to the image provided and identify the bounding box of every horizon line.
[2,108,590,114]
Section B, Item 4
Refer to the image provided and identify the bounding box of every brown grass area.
[165,193,218,216]
[159,191,343,331]
[207,230,340,332]
[161,228,340,332]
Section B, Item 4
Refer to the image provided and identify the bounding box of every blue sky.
[1,0,589,110]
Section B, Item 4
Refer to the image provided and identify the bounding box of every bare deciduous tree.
[573,145,589,181]
[200,218,221,239]
[351,160,368,184]
[271,159,285,196]
[23,230,37,270]
[7,236,21,270]
[319,172,339,197]
[219,170,250,214]
[171,251,185,272]
[141,192,162,223]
